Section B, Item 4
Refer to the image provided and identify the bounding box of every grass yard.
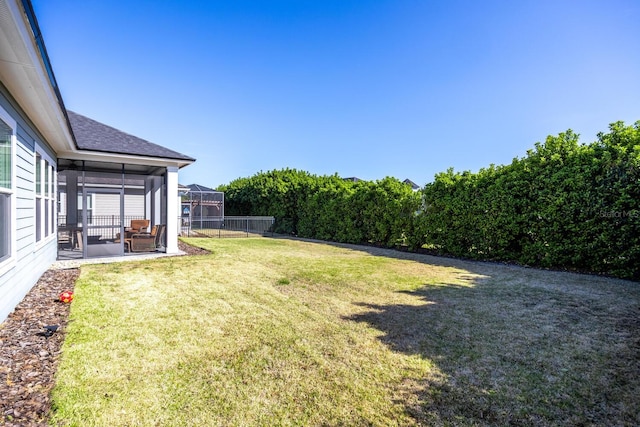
[50,238,640,426]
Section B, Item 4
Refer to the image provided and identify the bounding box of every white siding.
[93,191,145,217]
[95,193,119,216]
[14,141,33,254]
[0,94,57,322]
[125,193,144,217]
[0,135,56,321]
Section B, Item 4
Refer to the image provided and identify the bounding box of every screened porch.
[57,160,169,260]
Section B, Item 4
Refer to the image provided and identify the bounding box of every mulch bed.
[0,241,209,426]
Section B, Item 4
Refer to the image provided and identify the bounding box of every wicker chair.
[129,224,161,252]
[154,224,166,249]
[115,219,150,252]
[130,233,156,252]
[57,227,72,249]
[129,219,150,233]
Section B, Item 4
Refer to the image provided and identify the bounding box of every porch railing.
[58,215,146,240]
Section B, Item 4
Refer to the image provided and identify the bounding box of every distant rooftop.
[187,184,218,192]
[403,179,420,190]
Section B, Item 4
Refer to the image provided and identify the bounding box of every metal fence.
[180,216,275,238]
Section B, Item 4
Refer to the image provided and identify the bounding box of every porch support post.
[165,166,179,254]
[145,176,162,226]
[66,170,78,226]
[152,176,162,226]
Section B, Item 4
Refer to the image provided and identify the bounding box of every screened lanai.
[181,184,224,232]
[54,111,194,260]
[57,160,168,259]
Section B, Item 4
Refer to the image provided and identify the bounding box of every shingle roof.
[67,110,195,162]
[403,179,420,190]
[188,184,217,192]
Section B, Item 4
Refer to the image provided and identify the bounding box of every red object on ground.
[59,291,74,303]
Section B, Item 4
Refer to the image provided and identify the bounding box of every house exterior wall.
[0,0,193,322]
[58,191,145,218]
[94,192,145,218]
[0,89,58,322]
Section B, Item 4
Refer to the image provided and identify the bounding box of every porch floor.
[53,248,184,269]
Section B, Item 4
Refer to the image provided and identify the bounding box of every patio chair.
[114,233,131,252]
[154,224,166,249]
[75,230,83,250]
[57,228,72,249]
[130,233,156,252]
[115,219,150,251]
[129,219,150,233]
[129,224,160,252]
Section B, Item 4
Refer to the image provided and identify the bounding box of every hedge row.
[219,121,639,280]
[418,121,640,280]
[219,170,421,246]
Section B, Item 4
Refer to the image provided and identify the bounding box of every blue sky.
[33,0,640,188]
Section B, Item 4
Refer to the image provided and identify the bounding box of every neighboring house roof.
[67,110,195,162]
[187,184,217,192]
[403,179,420,190]
[343,177,362,182]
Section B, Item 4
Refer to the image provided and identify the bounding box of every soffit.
[0,0,74,152]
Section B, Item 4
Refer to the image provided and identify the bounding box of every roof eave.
[0,0,75,153]
[57,149,196,169]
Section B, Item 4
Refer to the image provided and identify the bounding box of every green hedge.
[219,170,422,248]
[420,121,640,280]
[218,121,639,280]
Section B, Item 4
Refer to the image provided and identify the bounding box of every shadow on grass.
[346,282,514,425]
[345,279,640,426]
[275,236,640,424]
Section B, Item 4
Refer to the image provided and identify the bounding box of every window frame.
[34,147,56,247]
[0,105,16,275]
[35,153,42,242]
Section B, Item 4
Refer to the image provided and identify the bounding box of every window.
[0,114,13,263]
[50,170,55,237]
[35,151,55,243]
[78,193,93,224]
[35,154,41,241]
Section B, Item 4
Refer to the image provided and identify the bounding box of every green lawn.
[50,238,640,426]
